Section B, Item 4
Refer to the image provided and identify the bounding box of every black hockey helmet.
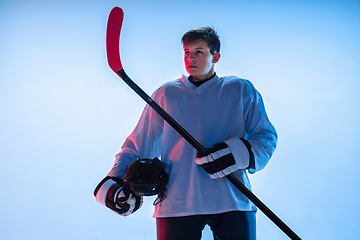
[123,157,169,204]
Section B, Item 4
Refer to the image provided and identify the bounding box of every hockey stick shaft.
[117,69,301,240]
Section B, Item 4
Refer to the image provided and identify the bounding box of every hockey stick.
[106,7,301,240]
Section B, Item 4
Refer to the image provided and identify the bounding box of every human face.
[183,40,220,81]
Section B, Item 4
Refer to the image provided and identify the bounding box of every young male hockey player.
[94,27,277,240]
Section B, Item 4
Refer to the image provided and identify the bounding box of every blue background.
[1,0,359,239]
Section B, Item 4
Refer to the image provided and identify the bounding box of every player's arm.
[196,81,277,178]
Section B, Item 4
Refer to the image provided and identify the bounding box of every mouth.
[187,65,197,68]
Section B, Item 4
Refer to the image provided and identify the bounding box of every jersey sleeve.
[242,81,278,174]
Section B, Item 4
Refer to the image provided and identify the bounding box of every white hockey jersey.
[107,74,277,218]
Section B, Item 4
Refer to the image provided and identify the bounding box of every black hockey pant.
[156,211,256,240]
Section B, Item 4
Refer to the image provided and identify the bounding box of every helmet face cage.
[123,157,169,198]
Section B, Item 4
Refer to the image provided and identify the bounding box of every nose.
[188,52,195,62]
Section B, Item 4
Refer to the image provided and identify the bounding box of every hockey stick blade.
[106,7,124,73]
[105,7,301,240]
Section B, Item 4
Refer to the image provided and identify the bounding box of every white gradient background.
[1,0,359,239]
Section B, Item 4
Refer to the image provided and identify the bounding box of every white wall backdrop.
[1,0,359,239]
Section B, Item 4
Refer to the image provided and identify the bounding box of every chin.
[186,69,200,76]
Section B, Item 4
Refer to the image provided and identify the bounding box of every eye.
[197,50,203,54]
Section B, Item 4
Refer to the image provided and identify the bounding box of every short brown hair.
[181,26,220,54]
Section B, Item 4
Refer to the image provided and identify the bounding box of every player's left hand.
[195,138,250,179]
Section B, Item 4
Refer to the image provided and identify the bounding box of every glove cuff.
[94,177,121,207]
[225,137,250,169]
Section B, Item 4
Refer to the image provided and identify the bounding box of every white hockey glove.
[94,177,143,216]
[195,138,252,179]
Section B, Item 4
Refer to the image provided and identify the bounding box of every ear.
[212,52,220,63]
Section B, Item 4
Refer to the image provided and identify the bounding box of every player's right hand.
[113,182,143,216]
[94,177,143,216]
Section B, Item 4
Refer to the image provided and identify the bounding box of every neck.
[189,73,216,87]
